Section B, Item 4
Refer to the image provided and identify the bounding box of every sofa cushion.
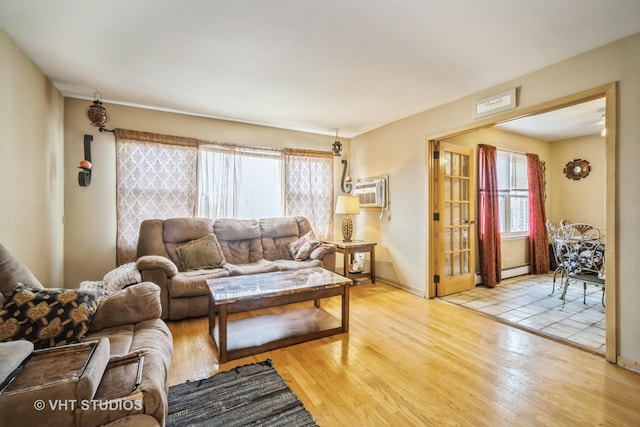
[168,269,229,298]
[0,284,100,349]
[259,217,300,238]
[214,219,264,264]
[136,219,170,259]
[288,231,322,261]
[262,235,298,261]
[259,217,323,262]
[175,234,226,271]
[0,340,33,385]
[163,217,214,266]
[218,239,264,265]
[273,259,323,271]
[213,218,263,264]
[0,243,44,297]
[89,283,162,332]
[213,218,261,240]
[224,259,280,276]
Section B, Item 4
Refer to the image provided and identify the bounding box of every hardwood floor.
[441,274,606,354]
[167,282,640,426]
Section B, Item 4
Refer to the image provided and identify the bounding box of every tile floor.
[440,273,606,354]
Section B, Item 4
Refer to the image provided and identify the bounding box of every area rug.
[166,359,318,427]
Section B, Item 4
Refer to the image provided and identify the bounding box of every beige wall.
[63,98,348,286]
[352,33,640,365]
[0,28,64,285]
[549,134,606,231]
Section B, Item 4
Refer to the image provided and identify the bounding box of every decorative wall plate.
[564,158,590,180]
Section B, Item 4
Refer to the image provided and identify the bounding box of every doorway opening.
[427,83,617,362]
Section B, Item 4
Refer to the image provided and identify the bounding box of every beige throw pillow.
[176,234,226,271]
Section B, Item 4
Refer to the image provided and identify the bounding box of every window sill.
[500,234,529,242]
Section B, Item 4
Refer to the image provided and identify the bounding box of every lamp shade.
[335,195,360,215]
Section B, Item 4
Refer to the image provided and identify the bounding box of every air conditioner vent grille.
[353,176,387,208]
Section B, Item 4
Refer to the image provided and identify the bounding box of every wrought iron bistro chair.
[546,221,569,296]
[559,223,605,309]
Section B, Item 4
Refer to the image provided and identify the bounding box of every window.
[115,130,334,264]
[197,145,283,219]
[496,150,529,236]
[198,145,334,238]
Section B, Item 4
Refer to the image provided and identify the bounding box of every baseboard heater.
[475,265,530,284]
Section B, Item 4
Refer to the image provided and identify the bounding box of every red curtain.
[527,153,550,274]
[477,144,501,287]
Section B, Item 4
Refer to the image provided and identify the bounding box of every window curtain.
[283,149,334,240]
[197,146,237,219]
[477,144,501,287]
[197,144,282,219]
[526,153,550,274]
[115,129,198,264]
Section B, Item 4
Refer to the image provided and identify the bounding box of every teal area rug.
[167,359,318,427]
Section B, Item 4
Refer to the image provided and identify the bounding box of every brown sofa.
[136,216,336,320]
[0,243,173,427]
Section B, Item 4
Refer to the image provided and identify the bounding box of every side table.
[325,240,377,283]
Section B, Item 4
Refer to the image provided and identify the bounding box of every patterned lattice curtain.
[115,129,198,264]
[283,149,334,240]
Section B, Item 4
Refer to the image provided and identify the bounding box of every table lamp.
[335,195,360,242]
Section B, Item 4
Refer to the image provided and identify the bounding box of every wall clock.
[564,158,591,180]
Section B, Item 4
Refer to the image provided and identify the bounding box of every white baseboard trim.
[475,265,531,284]
[377,277,426,298]
[502,265,531,279]
[618,356,640,374]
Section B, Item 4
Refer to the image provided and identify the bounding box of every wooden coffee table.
[207,267,352,363]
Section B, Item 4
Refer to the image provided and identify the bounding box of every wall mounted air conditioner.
[354,176,387,208]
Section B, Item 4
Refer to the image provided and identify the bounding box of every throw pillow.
[288,231,321,261]
[0,283,101,349]
[176,233,226,271]
[102,262,142,292]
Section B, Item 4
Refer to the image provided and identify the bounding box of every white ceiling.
[0,1,638,138]
[496,97,607,141]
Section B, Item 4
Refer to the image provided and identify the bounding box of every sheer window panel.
[197,145,283,220]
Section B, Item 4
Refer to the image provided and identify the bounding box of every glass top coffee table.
[207,267,352,363]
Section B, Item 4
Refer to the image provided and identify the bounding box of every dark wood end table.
[325,240,377,283]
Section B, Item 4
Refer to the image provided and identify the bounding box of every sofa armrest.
[309,243,336,272]
[136,255,178,278]
[309,243,335,260]
[89,283,162,332]
[136,256,175,321]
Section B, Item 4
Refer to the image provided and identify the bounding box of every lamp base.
[341,216,353,242]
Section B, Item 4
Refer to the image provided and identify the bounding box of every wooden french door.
[434,142,476,296]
